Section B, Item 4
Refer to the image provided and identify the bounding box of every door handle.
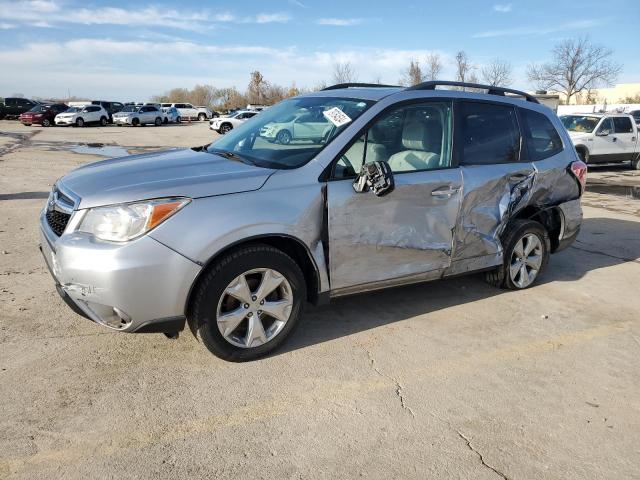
[431,186,460,197]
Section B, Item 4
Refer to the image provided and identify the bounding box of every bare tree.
[481,58,513,86]
[454,51,475,84]
[527,37,622,104]
[424,53,442,81]
[332,62,357,84]
[247,70,269,105]
[400,60,424,86]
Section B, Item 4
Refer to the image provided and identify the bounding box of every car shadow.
[278,216,640,355]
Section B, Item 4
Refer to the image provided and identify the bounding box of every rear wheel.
[220,123,232,134]
[176,116,181,123]
[198,113,206,121]
[190,244,305,361]
[485,220,550,290]
[99,116,107,126]
[576,148,589,164]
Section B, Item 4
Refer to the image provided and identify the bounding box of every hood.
[59,148,276,209]
[567,131,592,140]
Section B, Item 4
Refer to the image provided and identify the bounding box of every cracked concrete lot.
[1,121,639,479]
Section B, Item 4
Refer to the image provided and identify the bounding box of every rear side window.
[460,102,521,165]
[521,109,563,161]
[612,116,633,133]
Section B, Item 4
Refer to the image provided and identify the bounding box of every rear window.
[521,109,563,161]
[460,102,521,165]
[612,116,634,133]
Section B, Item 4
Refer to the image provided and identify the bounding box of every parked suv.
[91,100,124,123]
[210,110,258,133]
[113,104,163,126]
[1,97,39,119]
[54,105,109,127]
[40,81,585,361]
[19,103,68,127]
[161,103,205,121]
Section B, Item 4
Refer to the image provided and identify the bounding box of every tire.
[220,123,232,134]
[99,116,107,126]
[631,155,640,170]
[276,130,292,145]
[42,119,51,127]
[132,118,140,127]
[485,219,550,290]
[176,116,181,124]
[190,244,306,362]
[576,148,588,164]
[154,117,162,126]
[23,123,31,127]
[198,113,206,121]
[75,117,84,127]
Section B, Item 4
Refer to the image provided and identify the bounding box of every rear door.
[451,101,535,270]
[327,100,462,292]
[611,116,637,161]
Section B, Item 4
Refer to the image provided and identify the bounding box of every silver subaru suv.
[40,81,586,361]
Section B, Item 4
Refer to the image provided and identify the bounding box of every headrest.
[402,121,428,150]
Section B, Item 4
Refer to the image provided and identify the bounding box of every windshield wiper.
[207,148,255,166]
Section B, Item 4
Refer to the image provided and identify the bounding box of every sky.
[0,0,639,102]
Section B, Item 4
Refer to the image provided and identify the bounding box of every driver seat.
[387,121,440,171]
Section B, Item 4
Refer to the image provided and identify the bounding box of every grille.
[46,209,71,236]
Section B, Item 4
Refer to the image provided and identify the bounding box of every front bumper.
[39,211,201,333]
[113,117,132,125]
[55,117,75,125]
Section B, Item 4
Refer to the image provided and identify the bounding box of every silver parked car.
[40,81,586,361]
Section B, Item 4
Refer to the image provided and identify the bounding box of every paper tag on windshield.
[323,107,352,127]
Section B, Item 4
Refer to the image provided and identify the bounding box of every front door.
[590,117,617,163]
[327,100,461,291]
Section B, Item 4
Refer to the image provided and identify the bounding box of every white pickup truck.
[560,113,640,169]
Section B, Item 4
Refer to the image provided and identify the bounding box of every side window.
[612,117,633,134]
[185,104,194,109]
[460,102,521,165]
[334,101,453,178]
[521,108,563,161]
[597,117,614,134]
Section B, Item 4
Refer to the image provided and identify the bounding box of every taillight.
[570,160,588,194]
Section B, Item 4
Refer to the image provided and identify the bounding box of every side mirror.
[596,129,610,136]
[353,161,395,197]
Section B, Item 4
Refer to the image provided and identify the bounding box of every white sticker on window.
[323,107,352,127]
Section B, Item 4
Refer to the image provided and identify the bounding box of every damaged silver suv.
[40,81,586,361]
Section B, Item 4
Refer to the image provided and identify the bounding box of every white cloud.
[316,18,363,26]
[0,39,459,100]
[492,4,512,13]
[0,22,15,29]
[0,1,290,30]
[474,19,602,38]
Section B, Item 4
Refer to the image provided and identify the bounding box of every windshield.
[560,115,601,133]
[65,107,81,113]
[121,105,139,112]
[207,96,373,169]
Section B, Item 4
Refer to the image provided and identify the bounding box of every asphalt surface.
[1,121,639,479]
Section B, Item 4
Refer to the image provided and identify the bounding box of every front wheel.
[75,117,84,127]
[176,116,181,123]
[219,123,232,134]
[42,119,51,127]
[631,155,640,170]
[190,244,306,361]
[276,130,292,145]
[485,220,550,290]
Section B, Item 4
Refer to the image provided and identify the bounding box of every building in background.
[552,83,640,105]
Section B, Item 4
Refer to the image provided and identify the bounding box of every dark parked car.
[91,100,124,123]
[19,103,68,127]
[0,97,39,119]
[629,110,640,125]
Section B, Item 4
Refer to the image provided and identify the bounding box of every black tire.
[276,129,292,145]
[576,148,588,164]
[99,116,107,126]
[75,117,84,127]
[132,118,140,127]
[176,116,181,123]
[630,155,640,170]
[154,117,162,126]
[198,113,206,121]
[485,219,550,290]
[220,123,232,134]
[42,119,51,127]
[190,244,306,362]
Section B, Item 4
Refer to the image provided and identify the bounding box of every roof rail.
[405,80,540,104]
[322,83,400,91]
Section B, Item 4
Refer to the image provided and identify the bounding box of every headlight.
[78,197,190,242]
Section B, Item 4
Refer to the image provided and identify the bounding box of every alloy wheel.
[216,268,293,348]
[509,233,543,288]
